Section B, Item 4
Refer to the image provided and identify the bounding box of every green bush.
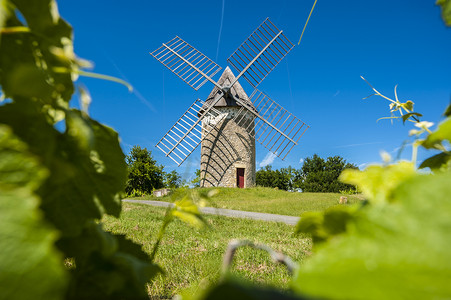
[297,154,358,193]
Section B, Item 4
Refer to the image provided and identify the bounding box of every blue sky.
[59,0,451,180]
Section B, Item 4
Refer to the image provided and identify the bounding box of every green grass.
[102,203,311,299]
[132,187,364,217]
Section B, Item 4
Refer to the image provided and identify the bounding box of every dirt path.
[122,199,300,225]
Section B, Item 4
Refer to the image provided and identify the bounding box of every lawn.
[131,187,364,217]
[102,203,312,299]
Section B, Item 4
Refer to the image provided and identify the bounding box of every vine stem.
[222,239,298,276]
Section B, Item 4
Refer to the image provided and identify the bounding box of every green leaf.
[170,197,206,229]
[402,112,422,124]
[0,103,126,236]
[402,100,414,111]
[39,110,126,236]
[58,222,161,299]
[339,161,416,204]
[437,0,451,26]
[293,172,451,299]
[419,152,451,170]
[295,212,325,243]
[198,277,307,300]
[295,206,356,244]
[443,103,451,117]
[421,117,451,149]
[0,125,67,300]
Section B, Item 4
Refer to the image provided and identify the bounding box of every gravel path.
[122,199,300,226]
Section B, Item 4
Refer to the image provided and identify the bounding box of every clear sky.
[58,0,451,180]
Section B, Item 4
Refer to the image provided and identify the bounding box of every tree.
[126,146,164,195]
[256,165,299,191]
[296,154,358,192]
[164,170,182,189]
[191,169,201,187]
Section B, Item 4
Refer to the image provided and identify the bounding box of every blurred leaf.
[402,100,414,111]
[293,172,451,299]
[198,277,307,300]
[294,212,326,243]
[421,117,451,149]
[39,111,126,236]
[437,0,451,26]
[0,125,67,300]
[0,0,10,31]
[0,103,126,236]
[339,161,416,203]
[59,223,161,299]
[443,103,451,117]
[0,1,153,298]
[419,152,451,171]
[296,206,355,245]
[402,112,422,124]
[170,197,206,229]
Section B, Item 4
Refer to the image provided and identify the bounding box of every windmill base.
[200,107,256,188]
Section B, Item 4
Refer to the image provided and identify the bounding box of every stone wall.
[200,107,256,188]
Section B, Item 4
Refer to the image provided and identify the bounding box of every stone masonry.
[199,67,256,188]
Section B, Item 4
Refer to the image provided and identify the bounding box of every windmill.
[151,18,309,188]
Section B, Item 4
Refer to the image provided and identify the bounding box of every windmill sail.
[151,36,222,90]
[151,17,308,168]
[155,98,226,166]
[233,90,309,160]
[227,18,295,88]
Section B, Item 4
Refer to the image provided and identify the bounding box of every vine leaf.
[58,222,161,299]
[419,152,451,170]
[421,117,451,149]
[402,112,422,124]
[339,161,416,204]
[443,103,451,117]
[199,276,307,300]
[295,206,356,245]
[293,172,451,299]
[0,125,68,300]
[170,197,206,229]
[0,103,126,237]
[437,0,451,26]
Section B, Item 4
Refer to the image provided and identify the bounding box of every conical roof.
[201,67,256,111]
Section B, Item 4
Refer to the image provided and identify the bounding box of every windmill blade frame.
[151,17,308,169]
[150,36,223,91]
[227,18,295,88]
[155,97,228,166]
[232,90,309,160]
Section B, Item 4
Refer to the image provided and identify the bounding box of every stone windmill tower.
[200,67,256,188]
[151,18,309,188]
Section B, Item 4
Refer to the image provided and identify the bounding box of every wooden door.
[236,168,245,188]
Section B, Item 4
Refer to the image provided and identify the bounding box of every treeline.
[126,145,183,196]
[126,146,358,195]
[257,154,358,193]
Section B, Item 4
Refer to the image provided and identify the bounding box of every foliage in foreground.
[192,86,451,300]
[102,203,310,299]
[0,1,162,298]
[2,1,450,300]
[438,0,451,25]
